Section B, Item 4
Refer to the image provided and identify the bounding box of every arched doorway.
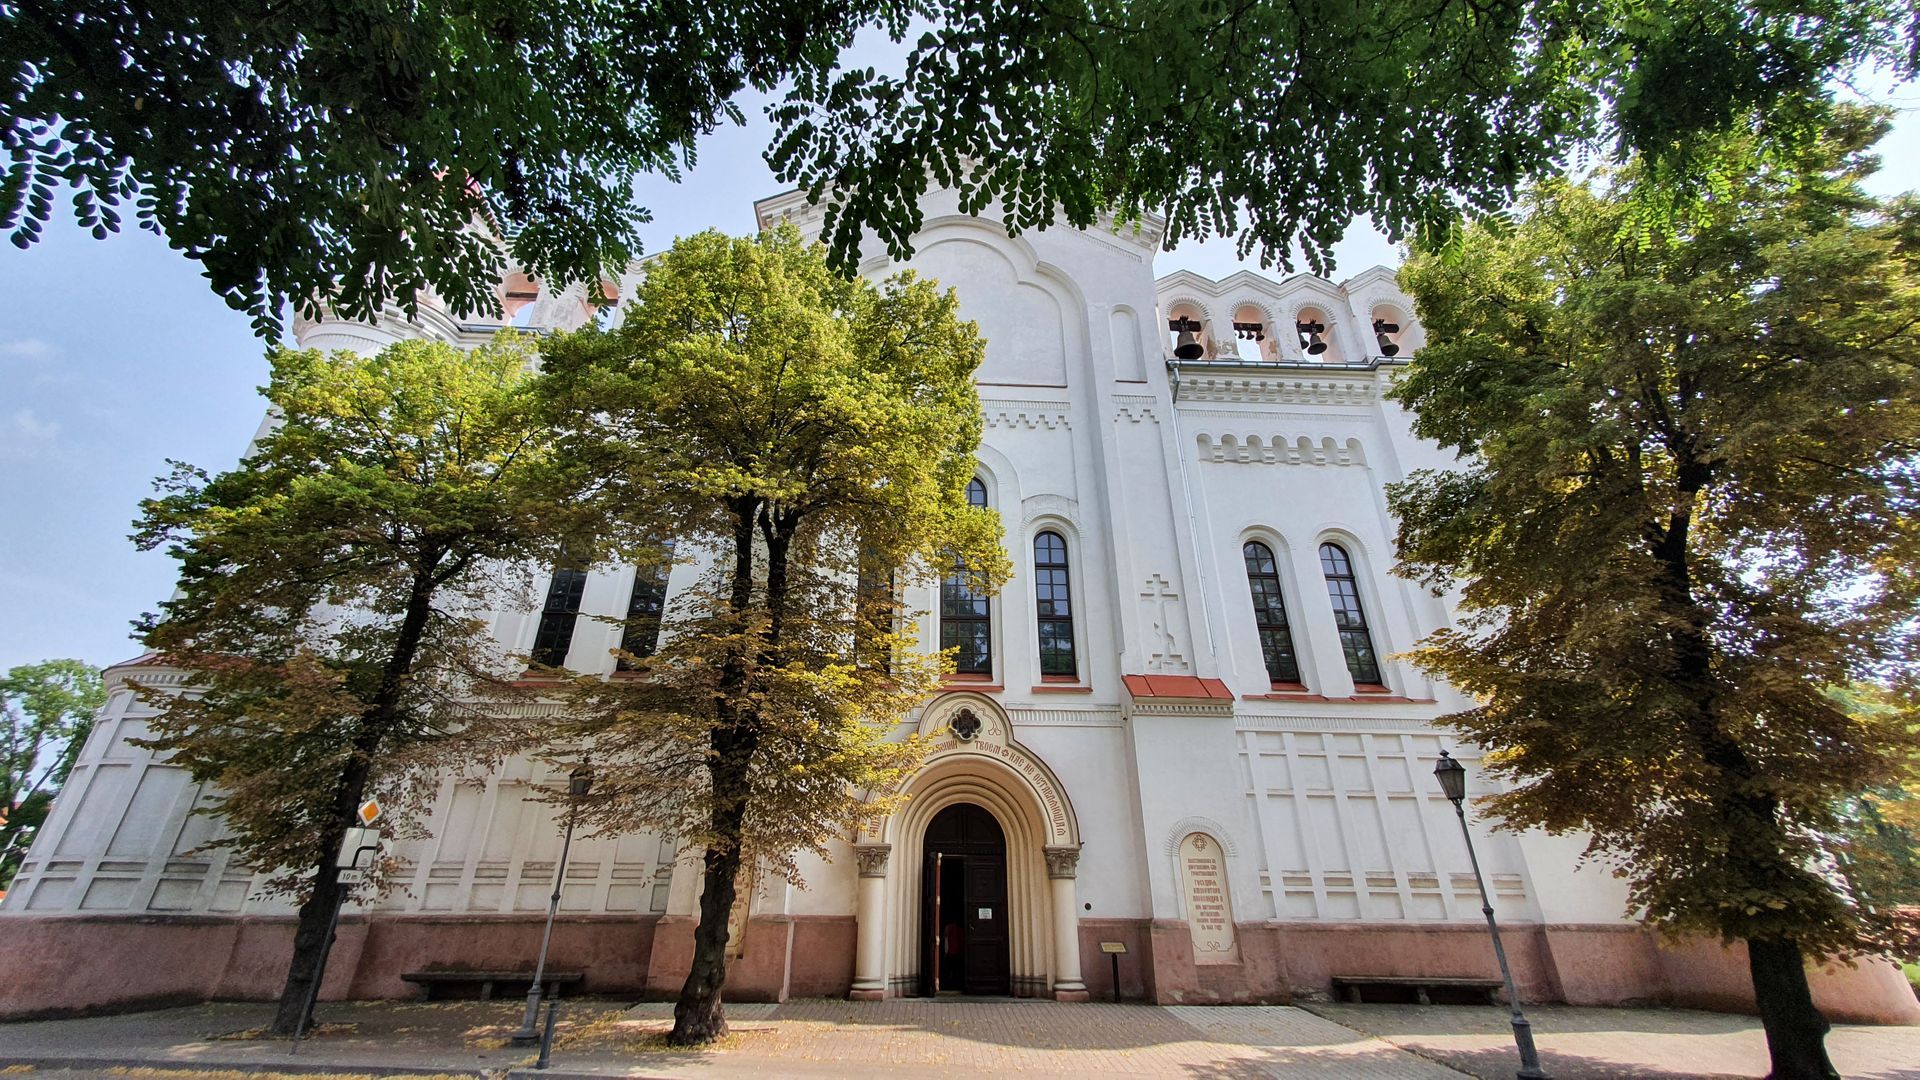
[850,693,1086,1001]
[920,803,1010,996]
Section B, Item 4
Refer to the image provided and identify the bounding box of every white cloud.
[0,339,55,361]
[0,407,61,459]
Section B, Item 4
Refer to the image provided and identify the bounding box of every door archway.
[920,803,1010,995]
[850,693,1086,1000]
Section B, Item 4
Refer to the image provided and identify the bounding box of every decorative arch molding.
[871,692,1080,848]
[1225,296,1280,327]
[970,443,1021,509]
[1162,816,1239,856]
[1163,294,1220,327]
[1195,433,1368,467]
[1020,493,1083,531]
[1314,523,1380,564]
[860,692,1084,998]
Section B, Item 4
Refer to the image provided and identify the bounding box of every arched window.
[617,542,674,669]
[1034,531,1076,677]
[1242,541,1302,684]
[1319,543,1383,685]
[531,567,588,668]
[940,479,993,674]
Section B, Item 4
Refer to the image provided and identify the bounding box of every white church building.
[2,189,1914,1023]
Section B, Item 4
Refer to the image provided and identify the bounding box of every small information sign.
[337,869,366,885]
[1099,941,1128,954]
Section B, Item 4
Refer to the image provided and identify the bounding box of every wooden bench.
[400,970,585,1001]
[1330,975,1503,1006]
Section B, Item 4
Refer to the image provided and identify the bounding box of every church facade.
[3,190,1914,1023]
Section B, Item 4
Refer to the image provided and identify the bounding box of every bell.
[1174,328,1205,360]
[1297,319,1329,356]
[1373,318,1400,357]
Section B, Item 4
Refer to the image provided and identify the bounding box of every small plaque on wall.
[1179,832,1240,964]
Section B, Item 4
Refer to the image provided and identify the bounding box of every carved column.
[1045,845,1089,1001]
[850,844,891,1000]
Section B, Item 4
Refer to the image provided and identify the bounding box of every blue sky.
[2,77,1916,676]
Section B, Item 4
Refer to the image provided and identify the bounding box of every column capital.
[854,843,892,878]
[1044,844,1081,879]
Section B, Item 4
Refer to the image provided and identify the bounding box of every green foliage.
[1388,110,1920,961]
[1831,684,1920,945]
[521,226,1003,1040]
[1,658,105,886]
[0,0,906,336]
[772,0,1918,274]
[130,337,597,897]
[6,2,1914,334]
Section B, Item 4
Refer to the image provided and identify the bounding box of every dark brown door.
[921,803,1010,996]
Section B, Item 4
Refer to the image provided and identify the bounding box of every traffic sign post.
[291,817,386,1055]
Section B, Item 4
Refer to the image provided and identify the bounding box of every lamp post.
[511,762,593,1046]
[1434,749,1549,1080]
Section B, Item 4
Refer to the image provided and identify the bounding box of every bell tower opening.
[919,802,1011,996]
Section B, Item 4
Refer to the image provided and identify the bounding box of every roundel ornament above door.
[949,708,982,742]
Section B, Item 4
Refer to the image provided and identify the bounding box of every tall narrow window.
[617,544,674,669]
[531,567,588,668]
[854,542,897,672]
[1319,543,1383,685]
[940,479,993,674]
[1242,541,1302,684]
[1034,531,1076,677]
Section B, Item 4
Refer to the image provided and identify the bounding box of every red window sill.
[1353,683,1392,694]
[1269,681,1309,692]
[1031,684,1093,694]
[941,678,1003,693]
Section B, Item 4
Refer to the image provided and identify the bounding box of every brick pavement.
[1307,1002,1920,1080]
[3,997,1917,1079]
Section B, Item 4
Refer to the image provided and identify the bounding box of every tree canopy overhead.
[5,0,1915,336]
[1388,109,1920,1078]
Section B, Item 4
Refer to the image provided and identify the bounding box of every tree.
[1,659,105,887]
[0,0,903,335]
[1828,684,1920,946]
[6,1,1914,334]
[1387,108,1920,1079]
[526,226,1006,1044]
[131,336,601,1035]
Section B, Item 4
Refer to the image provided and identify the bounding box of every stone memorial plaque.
[1179,832,1238,964]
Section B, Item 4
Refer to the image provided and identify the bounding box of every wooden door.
[922,803,1009,996]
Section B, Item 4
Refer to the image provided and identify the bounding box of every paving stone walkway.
[0,997,1915,1079]
[1307,1002,1920,1080]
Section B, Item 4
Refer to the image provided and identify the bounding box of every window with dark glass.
[531,567,588,668]
[617,545,673,669]
[855,544,898,672]
[1242,541,1302,684]
[940,478,993,674]
[1319,543,1383,685]
[1034,531,1076,678]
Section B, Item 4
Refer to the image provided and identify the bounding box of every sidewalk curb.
[0,1054,500,1077]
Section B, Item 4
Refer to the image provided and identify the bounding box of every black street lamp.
[512,762,594,1046]
[1435,749,1550,1080]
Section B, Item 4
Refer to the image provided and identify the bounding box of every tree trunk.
[267,564,441,1036]
[671,831,744,1044]
[1747,937,1838,1080]
[270,847,348,1034]
[669,500,763,1046]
